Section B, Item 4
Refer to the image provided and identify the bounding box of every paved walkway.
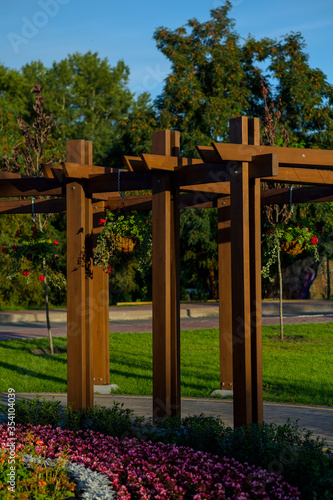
[0,300,332,339]
[1,392,332,448]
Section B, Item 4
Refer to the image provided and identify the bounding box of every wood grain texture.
[229,117,253,427]
[217,196,233,391]
[152,131,181,418]
[66,140,94,411]
[248,117,263,424]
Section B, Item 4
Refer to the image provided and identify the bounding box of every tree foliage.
[154,2,254,157]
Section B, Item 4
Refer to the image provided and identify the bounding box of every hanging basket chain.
[118,170,125,209]
[290,185,294,214]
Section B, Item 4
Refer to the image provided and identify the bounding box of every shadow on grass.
[0,340,68,365]
[0,360,66,384]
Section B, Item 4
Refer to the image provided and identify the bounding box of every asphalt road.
[0,313,333,340]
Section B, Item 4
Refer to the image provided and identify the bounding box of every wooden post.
[229,117,253,427]
[152,130,181,418]
[248,118,263,423]
[66,140,94,410]
[92,201,110,385]
[217,196,233,391]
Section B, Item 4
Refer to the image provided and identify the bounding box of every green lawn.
[0,323,332,406]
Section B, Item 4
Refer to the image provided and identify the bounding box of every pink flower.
[0,425,301,500]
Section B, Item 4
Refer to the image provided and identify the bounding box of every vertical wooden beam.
[152,130,181,418]
[229,117,253,427]
[152,130,180,157]
[248,118,263,423]
[217,196,233,391]
[66,139,94,410]
[92,201,110,384]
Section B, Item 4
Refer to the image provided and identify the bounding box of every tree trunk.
[277,245,284,340]
[43,257,54,355]
[327,256,331,300]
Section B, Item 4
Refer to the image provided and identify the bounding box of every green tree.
[1,85,66,353]
[154,2,254,157]
[180,208,218,300]
[0,64,30,158]
[5,52,136,166]
[244,32,333,147]
[44,51,133,164]
[107,92,158,163]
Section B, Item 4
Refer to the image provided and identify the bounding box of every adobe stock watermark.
[131,65,168,96]
[7,0,71,54]
[6,388,16,494]
[212,0,243,7]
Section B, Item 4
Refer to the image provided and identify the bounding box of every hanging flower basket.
[0,225,66,288]
[94,210,152,273]
[115,236,136,253]
[280,240,305,256]
[262,222,320,281]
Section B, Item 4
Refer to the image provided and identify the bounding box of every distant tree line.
[1,1,333,306]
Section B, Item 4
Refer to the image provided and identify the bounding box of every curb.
[0,301,332,324]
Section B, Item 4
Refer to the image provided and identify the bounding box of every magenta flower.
[0,425,301,499]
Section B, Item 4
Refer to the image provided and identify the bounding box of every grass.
[0,323,332,406]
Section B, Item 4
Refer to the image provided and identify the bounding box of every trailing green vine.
[93,209,152,276]
[262,222,320,282]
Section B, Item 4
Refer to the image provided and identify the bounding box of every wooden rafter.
[61,162,114,178]
[213,142,333,167]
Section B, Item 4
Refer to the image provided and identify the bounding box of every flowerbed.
[0,424,300,499]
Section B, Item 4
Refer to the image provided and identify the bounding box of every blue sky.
[1,0,333,100]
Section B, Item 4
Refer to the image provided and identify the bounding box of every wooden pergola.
[1,116,333,427]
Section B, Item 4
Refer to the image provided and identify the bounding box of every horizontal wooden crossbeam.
[0,178,64,197]
[0,198,66,214]
[1,184,332,213]
[86,171,152,193]
[213,143,333,167]
[0,172,23,179]
[262,166,333,185]
[261,186,333,204]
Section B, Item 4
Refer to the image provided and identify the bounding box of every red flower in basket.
[22,269,30,276]
[38,275,44,282]
[52,240,59,246]
[311,236,318,245]
[98,218,106,226]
